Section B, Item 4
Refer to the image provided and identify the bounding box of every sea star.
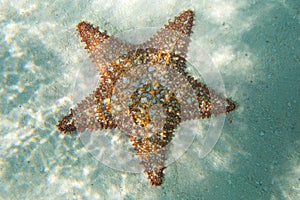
[57,9,236,186]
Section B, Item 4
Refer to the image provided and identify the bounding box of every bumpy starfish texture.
[57,10,236,186]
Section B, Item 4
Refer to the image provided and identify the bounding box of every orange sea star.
[57,9,236,186]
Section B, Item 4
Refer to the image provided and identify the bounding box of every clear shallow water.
[0,0,299,199]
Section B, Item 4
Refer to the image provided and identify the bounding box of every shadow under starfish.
[57,9,236,186]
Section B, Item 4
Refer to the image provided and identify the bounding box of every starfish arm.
[168,54,237,118]
[77,21,136,70]
[164,9,194,36]
[77,21,110,53]
[141,9,194,58]
[130,135,167,186]
[57,87,116,133]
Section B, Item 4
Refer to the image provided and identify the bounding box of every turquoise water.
[0,0,299,199]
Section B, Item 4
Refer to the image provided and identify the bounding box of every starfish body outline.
[57,10,236,186]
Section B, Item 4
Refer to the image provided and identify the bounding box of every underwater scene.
[0,0,299,199]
